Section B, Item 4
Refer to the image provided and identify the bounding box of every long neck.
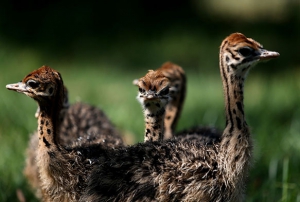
[143,105,165,142]
[38,103,61,150]
[223,73,246,133]
[164,76,186,140]
[219,55,252,184]
[36,93,65,199]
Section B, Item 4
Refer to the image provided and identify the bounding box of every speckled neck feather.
[218,34,252,191]
[159,62,186,140]
[137,69,170,142]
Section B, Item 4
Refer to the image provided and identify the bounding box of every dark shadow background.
[0,0,299,72]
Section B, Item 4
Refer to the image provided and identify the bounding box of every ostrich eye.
[239,47,252,57]
[239,47,253,57]
[159,87,169,96]
[139,88,145,93]
[48,87,54,95]
[27,80,39,89]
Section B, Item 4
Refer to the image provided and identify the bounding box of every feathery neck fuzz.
[136,69,170,142]
[219,33,279,187]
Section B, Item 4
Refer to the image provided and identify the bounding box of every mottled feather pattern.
[6,33,279,202]
[79,33,279,201]
[158,62,187,140]
[136,69,170,142]
[60,102,123,148]
[176,126,221,145]
[7,66,124,201]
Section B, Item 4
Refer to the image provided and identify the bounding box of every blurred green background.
[0,0,299,201]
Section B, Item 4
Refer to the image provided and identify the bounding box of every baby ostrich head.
[136,69,170,111]
[135,69,171,142]
[220,33,280,131]
[221,33,280,78]
[6,65,65,108]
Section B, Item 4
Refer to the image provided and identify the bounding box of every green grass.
[0,47,300,202]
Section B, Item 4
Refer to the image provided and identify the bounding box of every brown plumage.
[158,62,186,140]
[7,66,123,201]
[79,33,279,202]
[25,103,124,199]
[176,126,221,145]
[59,102,124,147]
[133,62,186,141]
[158,62,221,144]
[135,69,170,142]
